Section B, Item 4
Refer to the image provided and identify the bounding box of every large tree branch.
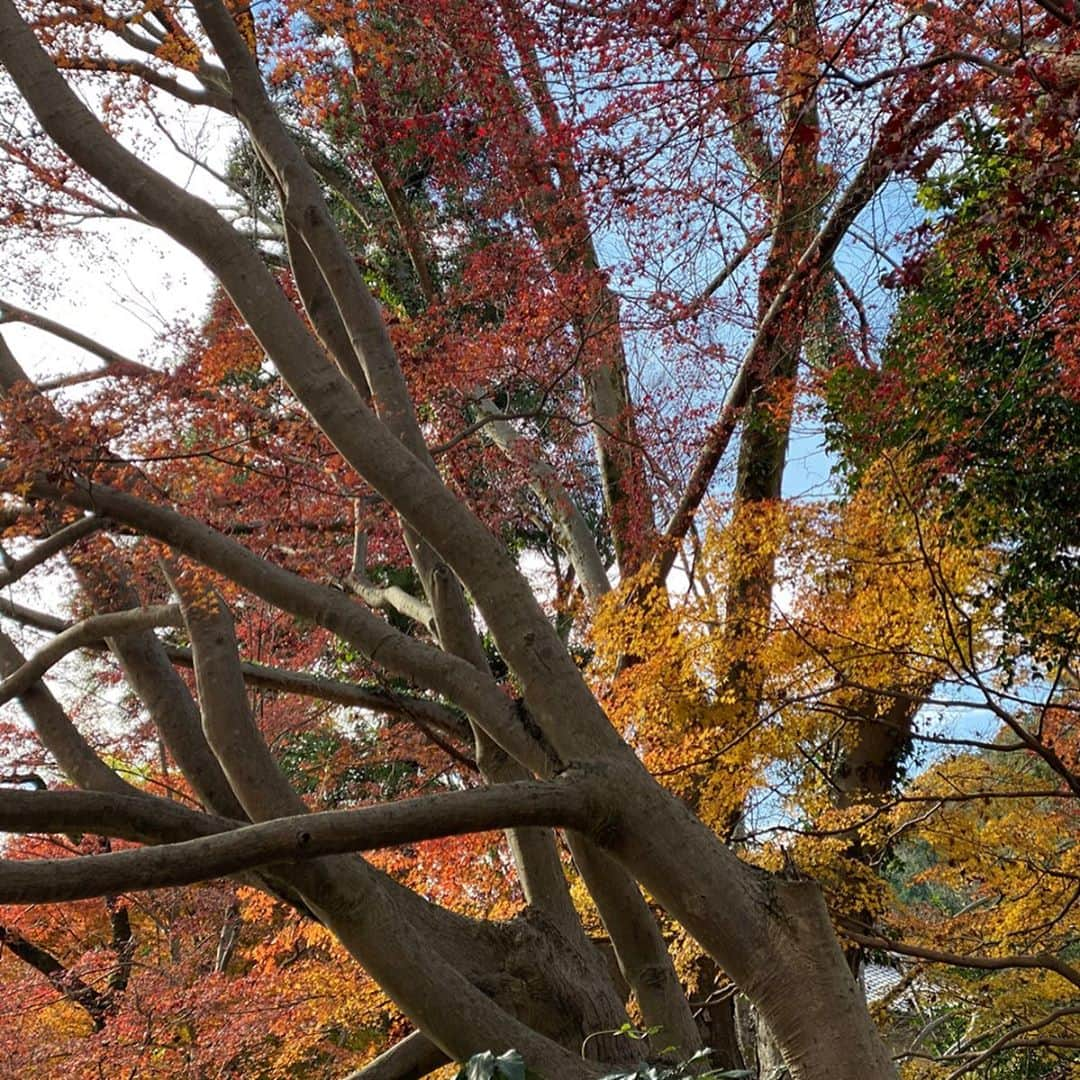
[0,746,597,1053]
[0,785,237,842]
[45,476,551,774]
[164,563,503,1020]
[169,567,308,822]
[0,514,101,589]
[247,65,502,836]
[282,217,373,400]
[0,774,596,902]
[213,5,504,763]
[193,0,427,469]
[342,1029,448,1080]
[285,858,604,1077]
[0,740,614,1068]
[0,594,472,743]
[566,835,701,1056]
[0,604,180,705]
[0,596,67,633]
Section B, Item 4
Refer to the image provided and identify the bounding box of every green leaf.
[492,1050,527,1080]
[456,1049,527,1080]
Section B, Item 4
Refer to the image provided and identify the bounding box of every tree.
[812,105,1080,1079]
[823,117,1080,656]
[1,1,1078,1078]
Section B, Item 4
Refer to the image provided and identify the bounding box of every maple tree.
[0,1,1078,1078]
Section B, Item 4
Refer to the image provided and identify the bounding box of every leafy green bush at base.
[455,1049,752,1080]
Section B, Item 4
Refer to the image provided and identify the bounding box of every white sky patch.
[3,228,212,381]
[2,88,236,382]
[1,70,234,780]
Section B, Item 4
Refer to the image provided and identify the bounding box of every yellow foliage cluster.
[591,468,994,839]
[587,464,1080,1062]
[882,749,1080,1077]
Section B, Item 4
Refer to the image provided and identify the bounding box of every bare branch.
[686,226,772,312]
[169,569,307,821]
[48,475,554,774]
[56,56,233,110]
[0,605,181,706]
[342,1030,448,1080]
[346,529,437,629]
[843,928,1080,991]
[0,297,155,376]
[37,365,149,391]
[475,399,610,601]
[0,784,234,843]
[0,594,471,743]
[0,773,598,902]
[943,1006,1080,1079]
[171,648,474,743]
[567,835,702,1055]
[0,923,114,1029]
[823,50,1011,91]
[0,515,101,589]
[0,597,68,634]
